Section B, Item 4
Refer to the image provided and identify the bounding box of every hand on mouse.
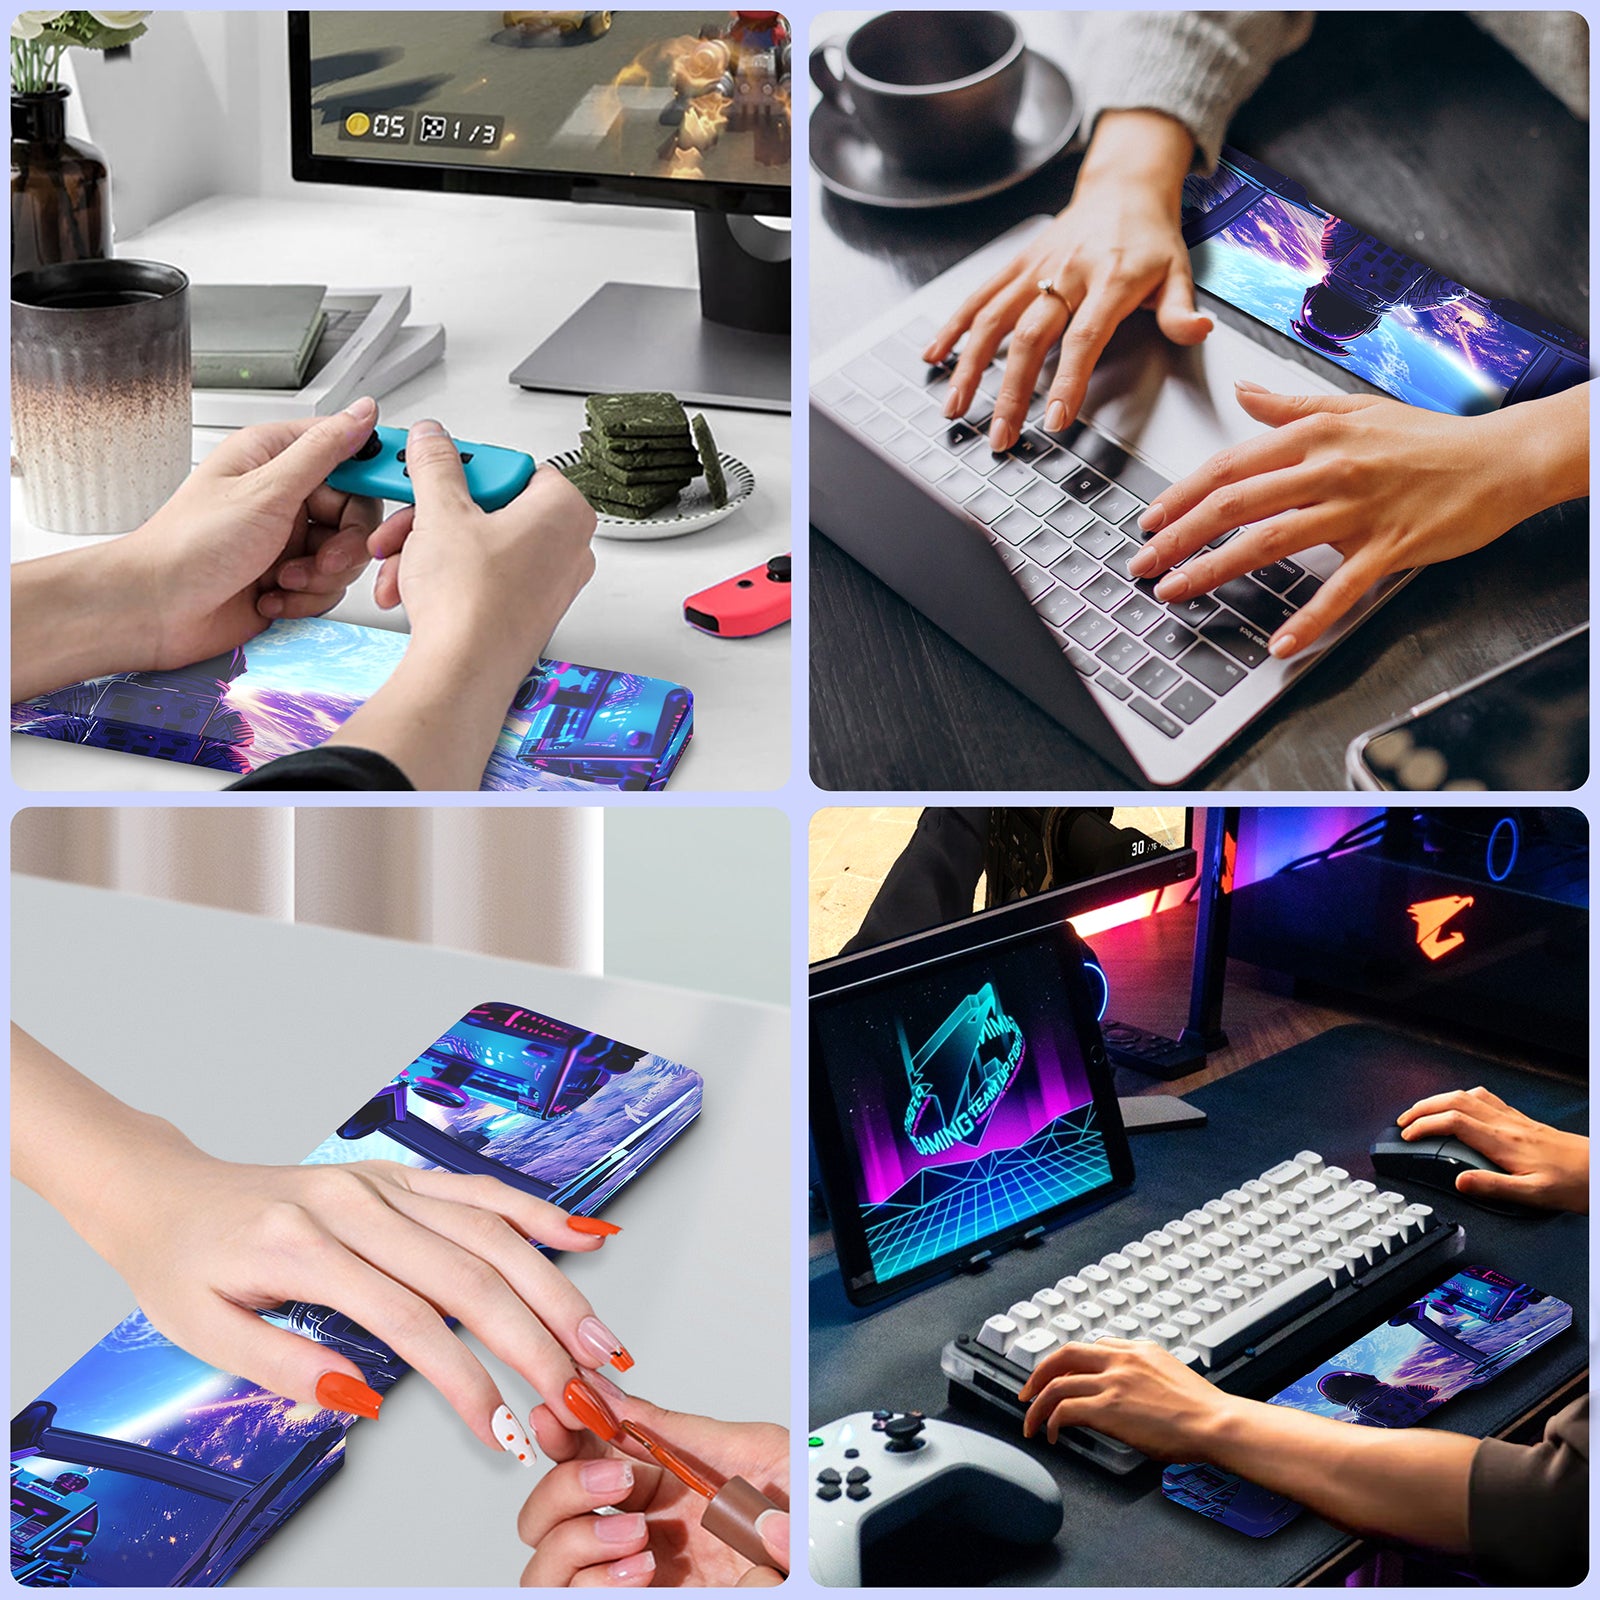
[518,1390,788,1588]
[926,110,1209,452]
[1397,1087,1588,1213]
[11,400,384,702]
[1127,380,1589,658]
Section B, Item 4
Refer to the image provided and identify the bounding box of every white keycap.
[1150,1321,1183,1350]
[1221,1221,1253,1246]
[1323,1166,1349,1183]
[1390,1212,1422,1243]
[1214,1284,1247,1308]
[1033,1288,1067,1317]
[1170,1346,1203,1369]
[1142,1266,1174,1291]
[1376,1191,1407,1212]
[1190,1268,1333,1368]
[1081,1264,1113,1288]
[1348,1179,1376,1198]
[1404,1203,1434,1222]
[1122,1276,1151,1300]
[1313,1253,1356,1287]
[1259,1200,1290,1223]
[1143,1229,1175,1251]
[1130,1301,1163,1329]
[1124,1241,1156,1268]
[1057,1275,1091,1299]
[1294,1151,1325,1172]
[1182,1209,1211,1230]
[1259,1159,1306,1190]
[1108,1314,1142,1338]
[1193,1296,1224,1321]
[1294,1176,1334,1200]
[978,1314,1018,1354]
[1010,1327,1061,1370]
[1272,1248,1312,1270]
[1160,1251,1194,1276]
[1077,1303,1109,1329]
[1234,1273,1265,1297]
[1237,1244,1267,1265]
[1172,1277,1205,1304]
[1049,1312,1085,1343]
[1222,1188,1254,1211]
[1101,1253,1134,1276]
[1333,1244,1369,1277]
[1153,1290,1185,1315]
[1256,1261,1286,1285]
[1203,1199,1234,1223]
[1099,1288,1131,1313]
[1215,1254,1246,1275]
[1195,1267,1226,1289]
[1309,1228,1341,1251]
[1182,1243,1214,1267]
[1165,1220,1197,1242]
[1371,1221,1403,1248]
[1009,1302,1045,1332]
[1201,1229,1232,1252]
[1240,1209,1271,1234]
[1241,1179,1273,1201]
[1312,1191,1362,1220]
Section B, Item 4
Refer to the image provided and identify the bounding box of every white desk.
[11,878,792,1586]
[11,190,792,793]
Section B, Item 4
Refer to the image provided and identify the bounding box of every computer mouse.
[1369,1125,1541,1218]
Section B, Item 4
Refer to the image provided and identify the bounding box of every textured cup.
[12,258,191,535]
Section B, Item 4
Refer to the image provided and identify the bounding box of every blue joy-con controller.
[328,425,536,511]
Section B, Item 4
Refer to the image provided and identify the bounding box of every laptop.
[811,218,1414,787]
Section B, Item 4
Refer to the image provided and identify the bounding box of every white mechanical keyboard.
[942,1149,1463,1471]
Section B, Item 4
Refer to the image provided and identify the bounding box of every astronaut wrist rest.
[10,1003,702,1588]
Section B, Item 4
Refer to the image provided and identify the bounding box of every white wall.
[603,808,789,1006]
[66,10,296,235]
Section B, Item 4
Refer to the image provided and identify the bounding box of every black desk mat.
[808,1024,1589,1586]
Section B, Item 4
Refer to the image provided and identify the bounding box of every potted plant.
[11,10,150,275]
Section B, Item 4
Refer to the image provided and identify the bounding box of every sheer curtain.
[11,808,602,971]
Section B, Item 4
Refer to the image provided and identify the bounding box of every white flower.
[11,11,66,40]
[86,10,150,26]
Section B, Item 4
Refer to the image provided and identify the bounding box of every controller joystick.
[684,552,793,638]
[807,1410,1063,1585]
[327,424,535,512]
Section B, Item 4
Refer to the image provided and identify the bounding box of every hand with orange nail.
[10,1024,633,1461]
[517,1386,789,1588]
[1126,381,1590,659]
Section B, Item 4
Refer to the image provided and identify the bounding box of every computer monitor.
[287,10,791,410]
[809,807,1197,982]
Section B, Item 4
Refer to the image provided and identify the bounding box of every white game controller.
[807,1410,1064,1586]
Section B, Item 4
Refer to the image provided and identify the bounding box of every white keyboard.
[943,1150,1460,1470]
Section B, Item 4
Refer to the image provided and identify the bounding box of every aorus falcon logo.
[900,983,1025,1157]
[1408,894,1474,961]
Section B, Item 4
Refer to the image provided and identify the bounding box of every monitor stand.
[508,211,790,412]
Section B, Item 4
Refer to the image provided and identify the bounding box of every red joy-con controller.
[684,554,791,637]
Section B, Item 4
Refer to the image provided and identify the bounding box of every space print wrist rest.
[12,618,694,794]
[10,1003,703,1589]
[1183,146,1589,415]
[1162,1263,1572,1538]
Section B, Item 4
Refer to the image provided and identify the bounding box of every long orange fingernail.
[566,1376,621,1441]
[578,1315,634,1372]
[568,1215,622,1237]
[316,1372,382,1421]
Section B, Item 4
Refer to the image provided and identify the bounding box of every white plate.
[549,449,755,541]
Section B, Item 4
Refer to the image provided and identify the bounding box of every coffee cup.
[12,257,191,535]
[810,10,1026,178]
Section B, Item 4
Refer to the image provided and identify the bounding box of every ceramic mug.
[810,11,1026,177]
[12,257,191,535]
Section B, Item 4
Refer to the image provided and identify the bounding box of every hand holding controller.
[328,423,536,511]
[807,1410,1063,1585]
[684,553,792,637]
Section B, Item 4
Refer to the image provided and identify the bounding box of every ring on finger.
[1035,277,1075,315]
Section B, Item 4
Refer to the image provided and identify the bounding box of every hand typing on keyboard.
[922,111,1212,454]
[1127,380,1590,659]
[1019,1335,1232,1457]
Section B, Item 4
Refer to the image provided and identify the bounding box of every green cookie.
[585,390,690,439]
[580,428,695,460]
[580,431,698,474]
[563,460,681,514]
[691,414,727,508]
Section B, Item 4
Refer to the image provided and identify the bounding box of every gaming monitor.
[287,10,792,409]
[810,908,1134,1307]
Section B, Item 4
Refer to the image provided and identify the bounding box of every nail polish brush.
[565,1378,786,1572]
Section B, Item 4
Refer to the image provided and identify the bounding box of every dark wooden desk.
[808,901,1590,1585]
[808,13,1590,791]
